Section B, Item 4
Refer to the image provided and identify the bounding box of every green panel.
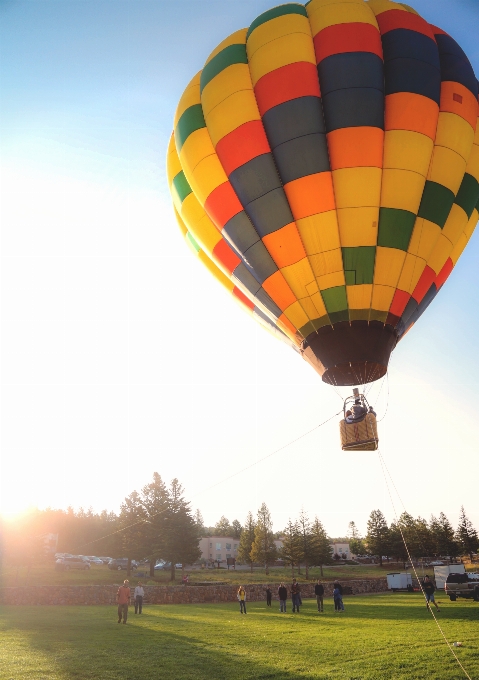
[455,173,479,219]
[172,171,192,204]
[247,4,308,39]
[321,286,348,314]
[186,231,201,253]
[200,44,248,93]
[369,309,388,323]
[329,310,350,324]
[341,247,376,285]
[417,180,455,228]
[377,207,416,251]
[349,309,370,321]
[175,104,206,151]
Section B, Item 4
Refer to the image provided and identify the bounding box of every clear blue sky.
[1,0,478,538]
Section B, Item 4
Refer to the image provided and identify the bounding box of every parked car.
[86,556,104,565]
[154,560,171,570]
[56,556,91,571]
[175,564,183,569]
[108,558,138,571]
[98,556,113,564]
[428,560,444,566]
[445,572,479,601]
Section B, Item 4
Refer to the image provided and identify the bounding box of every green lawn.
[0,594,478,679]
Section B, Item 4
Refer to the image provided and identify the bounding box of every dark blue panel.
[262,96,325,148]
[273,133,330,184]
[398,284,438,338]
[245,188,294,237]
[255,287,283,318]
[242,240,278,283]
[318,52,384,96]
[223,211,260,253]
[232,263,261,295]
[436,44,478,96]
[381,29,439,69]
[384,58,441,104]
[229,154,281,206]
[322,88,384,132]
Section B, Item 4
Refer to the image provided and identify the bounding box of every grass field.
[1,594,478,679]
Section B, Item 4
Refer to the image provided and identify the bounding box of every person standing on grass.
[117,580,131,624]
[265,587,272,607]
[291,579,301,613]
[422,575,440,612]
[134,582,144,614]
[237,586,247,614]
[278,583,287,612]
[333,585,342,612]
[334,581,345,611]
[315,580,324,612]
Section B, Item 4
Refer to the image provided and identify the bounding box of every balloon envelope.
[167,0,479,386]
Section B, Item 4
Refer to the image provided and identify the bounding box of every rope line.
[377,450,473,680]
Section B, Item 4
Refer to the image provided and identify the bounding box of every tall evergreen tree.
[366,510,389,566]
[214,516,233,536]
[437,512,460,559]
[309,517,333,576]
[238,512,256,572]
[347,520,365,556]
[163,479,201,581]
[231,519,242,539]
[139,472,170,577]
[250,503,277,575]
[117,490,148,577]
[281,519,303,577]
[388,521,408,567]
[298,509,314,578]
[456,506,479,560]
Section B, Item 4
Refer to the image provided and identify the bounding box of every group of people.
[237,579,345,614]
[345,400,376,424]
[116,580,145,624]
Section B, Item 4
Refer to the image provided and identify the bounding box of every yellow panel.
[380,168,425,213]
[333,167,382,208]
[450,210,478,264]
[283,300,310,328]
[408,218,441,261]
[317,270,345,290]
[371,284,396,311]
[281,258,317,299]
[247,13,312,59]
[202,65,253,119]
[475,120,479,145]
[307,1,378,35]
[189,213,222,256]
[248,32,316,85]
[435,112,475,162]
[383,130,433,176]
[306,280,320,296]
[397,253,426,294]
[337,207,379,247]
[442,203,469,244]
[173,205,188,238]
[198,249,235,291]
[309,291,327,316]
[309,248,343,277]
[465,143,479,181]
[427,146,467,194]
[189,154,228,205]
[166,134,182,186]
[373,246,406,286]
[204,29,248,64]
[174,73,201,127]
[427,233,453,275]
[347,284,372,309]
[205,90,260,146]
[179,128,216,178]
[300,296,323,320]
[296,211,341,254]
[180,192,207,230]
[367,0,407,15]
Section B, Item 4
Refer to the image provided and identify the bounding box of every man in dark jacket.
[422,575,440,611]
[315,580,324,612]
[291,579,301,613]
[278,583,287,612]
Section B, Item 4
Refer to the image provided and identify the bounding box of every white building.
[198,536,240,564]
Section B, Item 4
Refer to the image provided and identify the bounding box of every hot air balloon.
[167,0,479,405]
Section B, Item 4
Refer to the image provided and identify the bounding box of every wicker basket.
[339,414,378,451]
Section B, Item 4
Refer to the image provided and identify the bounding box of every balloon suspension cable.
[376,449,473,680]
[49,408,343,554]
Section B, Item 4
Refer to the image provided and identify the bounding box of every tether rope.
[377,449,473,680]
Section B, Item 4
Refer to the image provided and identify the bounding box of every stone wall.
[0,579,388,606]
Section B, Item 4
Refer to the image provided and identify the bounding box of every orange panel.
[278,313,298,336]
[262,270,297,310]
[440,82,478,131]
[327,127,384,170]
[385,92,439,140]
[262,222,307,268]
[284,172,336,220]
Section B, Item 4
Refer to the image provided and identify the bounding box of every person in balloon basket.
[315,579,324,612]
[117,580,131,624]
[422,576,440,612]
[237,586,247,614]
[278,583,287,612]
[291,579,301,613]
[134,582,144,614]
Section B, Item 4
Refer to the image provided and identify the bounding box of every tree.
[194,509,205,538]
[163,479,201,581]
[347,520,365,556]
[309,517,333,576]
[298,509,314,578]
[116,490,148,578]
[366,510,389,566]
[456,506,479,560]
[388,522,408,567]
[281,520,303,577]
[250,503,277,575]
[231,519,242,539]
[437,512,460,559]
[214,516,233,536]
[237,512,256,572]
[139,472,170,577]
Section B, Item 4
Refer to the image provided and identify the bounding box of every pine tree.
[139,472,170,577]
[456,506,479,560]
[347,520,365,556]
[214,516,233,536]
[250,503,277,575]
[163,479,201,581]
[310,517,333,576]
[388,521,408,567]
[366,510,389,566]
[117,490,148,578]
[194,509,205,538]
[237,512,256,572]
[281,519,303,577]
[231,519,242,539]
[437,512,460,559]
[298,509,314,578]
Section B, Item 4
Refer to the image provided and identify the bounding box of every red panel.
[215,120,270,176]
[412,265,436,303]
[430,24,449,37]
[377,10,436,40]
[254,62,321,116]
[233,286,255,310]
[434,257,453,289]
[212,238,241,274]
[389,289,410,317]
[386,312,401,328]
[313,23,383,63]
[205,182,242,229]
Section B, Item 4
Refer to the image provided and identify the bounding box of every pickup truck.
[444,572,479,601]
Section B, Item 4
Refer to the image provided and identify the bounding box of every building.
[198,536,240,565]
[331,542,351,559]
